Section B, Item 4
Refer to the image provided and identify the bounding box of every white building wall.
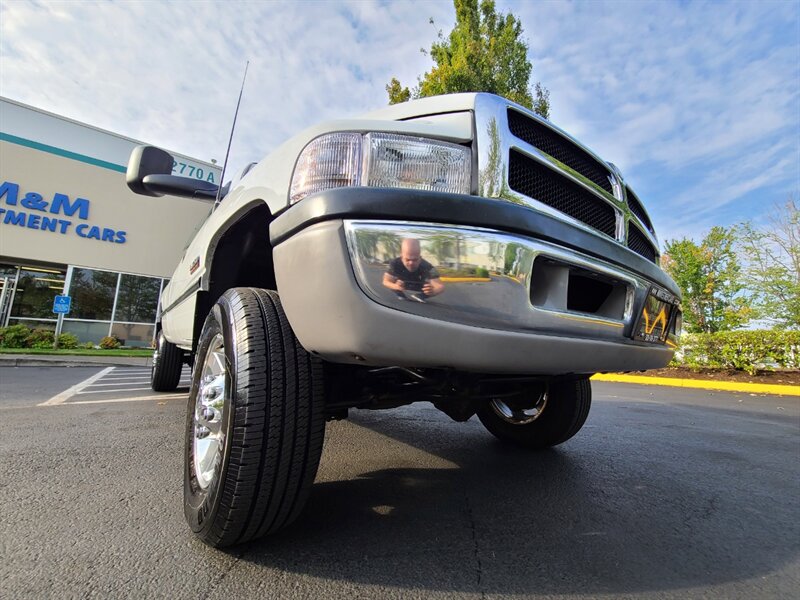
[0,97,221,278]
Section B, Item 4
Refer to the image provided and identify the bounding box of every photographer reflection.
[382,238,444,303]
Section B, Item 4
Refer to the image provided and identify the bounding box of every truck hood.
[359,93,482,121]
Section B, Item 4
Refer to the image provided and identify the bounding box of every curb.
[592,373,800,397]
[0,356,151,368]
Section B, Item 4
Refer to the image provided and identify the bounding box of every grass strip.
[0,348,152,357]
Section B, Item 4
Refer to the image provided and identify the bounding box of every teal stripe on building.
[0,132,127,173]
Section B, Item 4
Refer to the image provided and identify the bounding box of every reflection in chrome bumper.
[344,220,669,342]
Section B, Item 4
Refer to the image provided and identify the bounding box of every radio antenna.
[215,60,249,205]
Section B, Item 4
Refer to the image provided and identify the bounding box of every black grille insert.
[628,224,657,263]
[508,150,617,238]
[626,187,653,232]
[507,109,613,195]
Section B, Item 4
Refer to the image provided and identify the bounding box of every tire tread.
[477,376,592,449]
[187,288,325,547]
[151,332,183,391]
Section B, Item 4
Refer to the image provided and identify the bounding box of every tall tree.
[662,226,752,333]
[386,0,550,119]
[738,197,800,328]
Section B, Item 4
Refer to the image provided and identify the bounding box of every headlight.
[290,132,471,204]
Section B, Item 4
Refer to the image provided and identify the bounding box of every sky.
[1,0,798,244]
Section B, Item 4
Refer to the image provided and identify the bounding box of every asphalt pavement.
[0,365,798,599]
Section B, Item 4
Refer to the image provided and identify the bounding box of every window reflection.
[9,267,65,319]
[110,323,155,348]
[115,275,160,323]
[1,263,167,347]
[62,320,112,345]
[7,318,56,330]
[70,268,118,320]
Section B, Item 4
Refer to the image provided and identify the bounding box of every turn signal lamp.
[289,133,362,203]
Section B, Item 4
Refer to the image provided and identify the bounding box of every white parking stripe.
[97,373,151,377]
[68,393,186,405]
[87,380,151,386]
[39,367,117,406]
[76,387,153,394]
[92,377,150,387]
[101,372,150,376]
[100,374,151,378]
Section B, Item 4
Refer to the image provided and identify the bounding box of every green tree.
[738,197,800,328]
[385,77,411,105]
[662,226,752,333]
[387,0,550,118]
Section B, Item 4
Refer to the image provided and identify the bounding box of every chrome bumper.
[272,218,678,375]
[344,220,675,343]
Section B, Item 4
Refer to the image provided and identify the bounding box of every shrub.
[57,332,80,349]
[27,328,55,349]
[1,324,31,348]
[99,335,121,350]
[81,342,95,349]
[475,267,490,278]
[676,330,800,374]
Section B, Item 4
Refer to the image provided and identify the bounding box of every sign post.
[52,294,71,349]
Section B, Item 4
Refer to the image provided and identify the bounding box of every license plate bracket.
[633,287,678,344]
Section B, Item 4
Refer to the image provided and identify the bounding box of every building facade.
[0,97,220,346]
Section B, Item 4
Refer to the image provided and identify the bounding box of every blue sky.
[1,0,797,244]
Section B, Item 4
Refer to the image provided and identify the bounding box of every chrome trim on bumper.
[344,220,661,342]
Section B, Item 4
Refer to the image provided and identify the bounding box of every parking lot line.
[67,393,186,405]
[38,367,116,406]
[76,386,153,394]
[100,373,150,378]
[89,380,150,385]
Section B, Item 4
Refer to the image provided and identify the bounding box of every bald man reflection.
[382,238,445,303]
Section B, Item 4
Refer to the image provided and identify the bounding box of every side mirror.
[126,145,219,200]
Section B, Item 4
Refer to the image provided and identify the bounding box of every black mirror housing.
[127,146,174,196]
[126,145,219,200]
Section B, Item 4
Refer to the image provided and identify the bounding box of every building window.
[69,268,117,320]
[1,263,167,346]
[9,268,65,320]
[7,318,57,331]
[61,320,113,345]
[114,274,160,324]
[110,323,155,348]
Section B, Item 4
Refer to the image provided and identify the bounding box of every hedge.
[0,325,108,350]
[674,330,800,373]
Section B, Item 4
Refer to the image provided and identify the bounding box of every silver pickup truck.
[126,92,681,547]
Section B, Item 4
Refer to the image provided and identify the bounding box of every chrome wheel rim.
[490,390,548,425]
[193,333,226,490]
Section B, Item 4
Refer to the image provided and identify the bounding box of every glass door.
[0,265,19,327]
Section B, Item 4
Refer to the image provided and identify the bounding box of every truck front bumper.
[270,188,679,375]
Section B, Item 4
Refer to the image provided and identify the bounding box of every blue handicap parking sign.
[53,295,72,314]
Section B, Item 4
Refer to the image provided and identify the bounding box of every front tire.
[184,288,325,547]
[477,377,592,449]
[151,329,183,391]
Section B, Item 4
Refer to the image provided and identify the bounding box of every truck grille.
[626,187,653,233]
[627,224,657,263]
[475,96,660,262]
[508,150,617,238]
[507,109,613,195]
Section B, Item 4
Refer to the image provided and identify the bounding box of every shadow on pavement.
[235,401,799,595]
